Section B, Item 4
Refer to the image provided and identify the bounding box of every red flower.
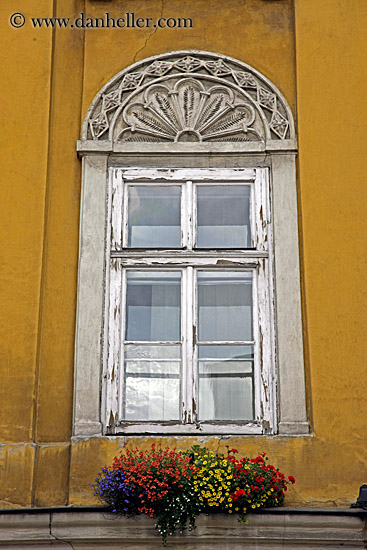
[250,456,264,463]
[288,475,296,484]
[232,488,246,501]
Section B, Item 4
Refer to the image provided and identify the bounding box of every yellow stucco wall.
[0,0,366,509]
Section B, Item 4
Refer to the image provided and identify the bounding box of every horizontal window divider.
[124,341,181,345]
[198,358,253,362]
[198,373,253,379]
[111,250,268,258]
[126,373,180,379]
[125,358,180,362]
[197,341,255,345]
[117,259,263,268]
[117,167,257,182]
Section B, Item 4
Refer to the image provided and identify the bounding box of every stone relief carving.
[84,52,294,143]
[116,79,259,143]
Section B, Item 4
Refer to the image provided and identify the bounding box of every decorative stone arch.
[80,50,295,147]
[74,51,309,438]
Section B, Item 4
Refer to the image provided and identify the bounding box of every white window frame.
[104,168,274,435]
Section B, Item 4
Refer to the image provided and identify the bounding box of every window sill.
[1,508,366,548]
[106,422,265,436]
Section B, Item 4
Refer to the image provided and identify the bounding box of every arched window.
[74,51,308,437]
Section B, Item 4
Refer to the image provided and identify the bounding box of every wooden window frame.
[104,167,274,434]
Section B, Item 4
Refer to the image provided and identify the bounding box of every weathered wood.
[105,167,275,434]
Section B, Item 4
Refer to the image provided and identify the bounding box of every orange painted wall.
[0,0,366,509]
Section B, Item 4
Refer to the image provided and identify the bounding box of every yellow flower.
[251,505,256,509]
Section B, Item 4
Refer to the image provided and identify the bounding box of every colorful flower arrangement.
[93,444,295,545]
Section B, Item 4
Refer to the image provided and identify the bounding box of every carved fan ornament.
[84,52,294,144]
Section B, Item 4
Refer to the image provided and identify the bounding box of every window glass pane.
[126,272,181,341]
[198,345,254,421]
[197,272,253,342]
[199,377,253,421]
[128,186,181,248]
[198,345,253,374]
[124,344,180,421]
[196,185,251,248]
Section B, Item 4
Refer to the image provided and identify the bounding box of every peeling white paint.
[104,167,277,434]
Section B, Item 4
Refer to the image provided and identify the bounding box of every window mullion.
[252,267,261,425]
[187,180,193,250]
[192,182,197,248]
[254,168,268,252]
[118,267,127,423]
[122,177,129,248]
[182,266,195,423]
[111,169,124,251]
[192,266,198,423]
[181,181,187,248]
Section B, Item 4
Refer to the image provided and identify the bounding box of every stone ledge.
[0,508,366,549]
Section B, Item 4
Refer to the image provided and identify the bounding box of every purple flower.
[92,467,142,515]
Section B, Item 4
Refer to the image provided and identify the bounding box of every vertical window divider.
[122,177,129,248]
[192,266,198,423]
[183,266,194,423]
[191,181,197,249]
[186,180,193,250]
[181,181,188,248]
[254,169,267,252]
[250,178,257,249]
[102,170,113,426]
[118,267,127,422]
[111,169,124,250]
[181,267,188,423]
[252,266,261,424]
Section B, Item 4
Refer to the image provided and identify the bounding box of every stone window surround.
[73,51,309,438]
